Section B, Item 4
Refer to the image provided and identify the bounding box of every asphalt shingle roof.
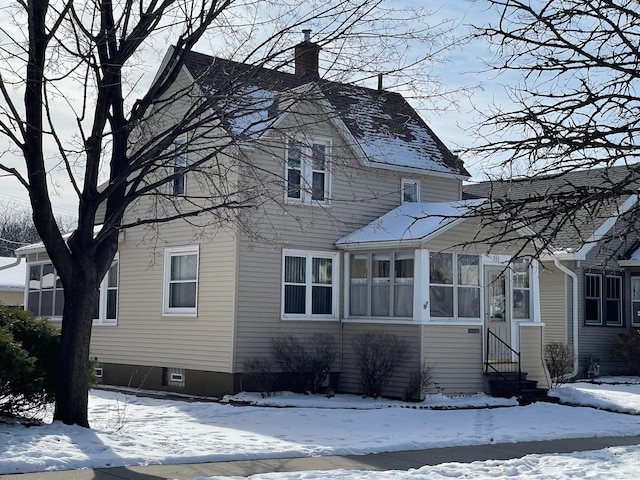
[180,50,469,177]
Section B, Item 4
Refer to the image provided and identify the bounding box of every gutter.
[0,255,23,272]
[553,257,579,378]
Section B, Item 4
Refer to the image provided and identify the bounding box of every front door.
[485,266,511,362]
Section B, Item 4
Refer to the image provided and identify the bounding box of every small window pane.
[402,181,419,203]
[372,284,390,316]
[430,285,453,317]
[350,285,368,316]
[430,252,453,285]
[285,256,305,283]
[29,265,41,290]
[171,254,197,281]
[585,298,601,323]
[287,169,301,199]
[284,285,305,314]
[372,255,390,282]
[41,290,53,316]
[54,290,64,316]
[312,257,332,284]
[170,282,196,308]
[395,254,414,282]
[312,143,326,170]
[312,286,332,314]
[287,140,302,167]
[28,292,40,316]
[42,264,55,289]
[106,290,117,320]
[394,284,413,317]
[108,262,118,288]
[512,289,530,320]
[458,287,480,318]
[311,172,325,200]
[458,255,479,285]
[350,255,368,283]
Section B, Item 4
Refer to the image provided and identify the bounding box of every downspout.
[553,257,579,378]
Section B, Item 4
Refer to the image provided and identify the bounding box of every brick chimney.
[294,29,320,78]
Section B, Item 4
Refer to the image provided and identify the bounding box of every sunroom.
[335,200,548,396]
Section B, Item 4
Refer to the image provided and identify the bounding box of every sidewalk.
[2,435,639,480]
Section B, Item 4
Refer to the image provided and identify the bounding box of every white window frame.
[163,245,199,317]
[429,252,481,321]
[401,178,421,203]
[605,274,623,326]
[281,249,339,320]
[632,276,640,327]
[171,138,187,197]
[26,261,64,319]
[93,256,119,325]
[285,137,332,205]
[346,251,415,319]
[584,272,603,325]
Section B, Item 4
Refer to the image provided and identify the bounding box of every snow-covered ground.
[2,377,640,479]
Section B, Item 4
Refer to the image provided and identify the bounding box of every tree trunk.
[53,269,99,427]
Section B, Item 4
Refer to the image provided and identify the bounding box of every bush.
[612,329,640,375]
[271,334,337,393]
[403,362,435,402]
[352,331,407,398]
[543,342,573,387]
[0,307,60,417]
[243,358,276,398]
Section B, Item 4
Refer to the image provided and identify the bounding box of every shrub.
[403,362,435,402]
[543,342,574,387]
[352,331,407,398]
[0,307,60,418]
[271,334,337,393]
[243,358,276,398]
[612,329,640,375]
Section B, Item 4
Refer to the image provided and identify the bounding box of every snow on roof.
[336,199,484,247]
[0,257,26,290]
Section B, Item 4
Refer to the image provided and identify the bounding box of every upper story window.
[429,252,480,319]
[349,251,414,318]
[585,270,622,326]
[163,245,199,316]
[401,179,420,203]
[172,138,187,196]
[282,249,339,320]
[27,259,119,325]
[286,138,331,204]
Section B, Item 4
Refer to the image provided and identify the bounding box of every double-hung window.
[632,276,640,327]
[348,251,414,319]
[511,258,531,320]
[282,249,338,319]
[429,252,480,319]
[286,138,331,204]
[163,245,199,316]
[584,271,622,326]
[93,258,119,324]
[172,138,187,196]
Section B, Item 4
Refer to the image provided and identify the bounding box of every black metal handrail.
[485,329,522,398]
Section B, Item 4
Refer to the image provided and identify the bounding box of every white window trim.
[281,249,339,321]
[285,136,332,206]
[93,255,119,326]
[585,272,603,326]
[401,178,421,203]
[162,245,199,317]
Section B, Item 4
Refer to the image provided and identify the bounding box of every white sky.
[3,378,640,478]
[0,0,498,216]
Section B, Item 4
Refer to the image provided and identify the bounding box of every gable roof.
[463,165,639,257]
[336,200,484,248]
[178,50,469,178]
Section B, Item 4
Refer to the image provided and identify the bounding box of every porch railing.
[485,330,522,398]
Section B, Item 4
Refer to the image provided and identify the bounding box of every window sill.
[281,316,339,322]
[162,311,198,318]
[93,320,118,326]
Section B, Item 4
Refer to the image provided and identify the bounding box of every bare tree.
[466,0,640,253]
[0,1,460,426]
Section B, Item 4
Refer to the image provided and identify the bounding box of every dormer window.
[286,137,331,204]
[401,179,420,203]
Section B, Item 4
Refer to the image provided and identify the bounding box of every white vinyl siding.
[163,245,199,316]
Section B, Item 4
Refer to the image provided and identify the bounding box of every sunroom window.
[429,252,480,319]
[348,251,414,319]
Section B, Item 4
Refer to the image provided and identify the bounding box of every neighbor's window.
[429,252,480,319]
[172,138,187,196]
[282,249,338,319]
[401,179,420,203]
[348,251,414,319]
[28,260,119,324]
[285,137,331,204]
[163,245,199,315]
[584,271,622,326]
[28,263,64,318]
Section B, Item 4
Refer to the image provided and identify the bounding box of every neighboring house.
[17,35,548,399]
[0,257,26,307]
[465,165,640,378]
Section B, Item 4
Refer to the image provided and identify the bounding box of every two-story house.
[18,35,549,400]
